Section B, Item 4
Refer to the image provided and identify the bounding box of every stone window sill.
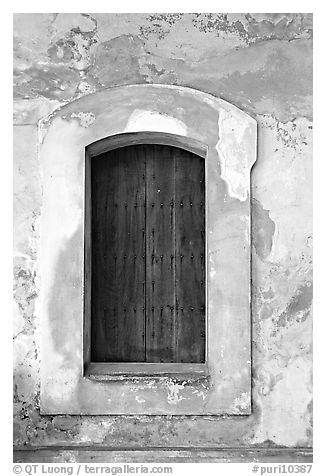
[85,362,209,382]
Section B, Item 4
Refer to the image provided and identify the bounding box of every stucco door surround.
[38,84,257,415]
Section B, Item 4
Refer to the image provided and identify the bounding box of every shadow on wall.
[251,198,276,261]
[47,227,83,365]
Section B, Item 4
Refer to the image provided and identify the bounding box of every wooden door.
[91,144,205,363]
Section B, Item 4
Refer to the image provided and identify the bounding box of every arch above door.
[39,84,257,415]
[86,131,207,158]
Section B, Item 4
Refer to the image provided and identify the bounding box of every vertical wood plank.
[145,145,176,362]
[91,146,146,362]
[174,148,206,363]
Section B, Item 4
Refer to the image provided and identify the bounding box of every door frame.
[38,84,257,415]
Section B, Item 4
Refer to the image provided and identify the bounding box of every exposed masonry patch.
[13,261,39,339]
[232,392,251,413]
[78,82,93,95]
[197,13,311,43]
[140,13,184,40]
[47,30,97,71]
[166,380,187,405]
[140,13,312,44]
[275,121,310,151]
[69,111,96,127]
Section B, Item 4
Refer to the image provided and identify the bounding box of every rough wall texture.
[13,13,312,451]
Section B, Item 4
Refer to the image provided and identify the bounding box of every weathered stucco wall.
[13,13,312,456]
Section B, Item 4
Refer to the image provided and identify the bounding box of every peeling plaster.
[216,108,255,201]
[166,380,187,405]
[13,14,312,125]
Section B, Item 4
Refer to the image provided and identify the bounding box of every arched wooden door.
[91,143,205,363]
